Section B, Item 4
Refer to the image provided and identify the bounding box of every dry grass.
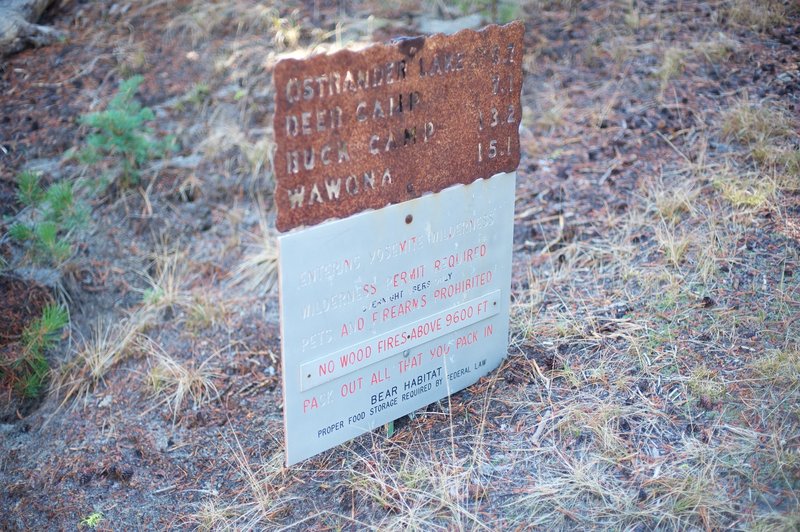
[648,176,698,223]
[687,365,727,403]
[655,221,692,267]
[229,199,279,295]
[165,1,278,47]
[508,454,641,528]
[658,46,687,90]
[533,85,568,132]
[752,347,800,388]
[53,248,199,407]
[691,32,741,63]
[490,61,798,527]
[692,216,736,285]
[185,293,228,332]
[712,168,778,209]
[344,442,488,530]
[113,38,148,78]
[198,120,275,184]
[187,434,291,530]
[54,313,146,406]
[725,0,789,31]
[488,56,798,526]
[502,387,745,529]
[623,3,642,31]
[141,337,220,423]
[515,385,784,528]
[721,99,800,196]
[721,99,797,148]
[139,249,190,312]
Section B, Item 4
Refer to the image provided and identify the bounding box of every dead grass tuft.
[229,199,278,295]
[687,365,727,403]
[691,32,741,63]
[54,314,146,406]
[187,433,291,530]
[142,337,220,423]
[165,1,276,47]
[725,0,789,32]
[655,222,692,267]
[658,47,687,90]
[752,347,800,388]
[508,454,627,527]
[198,120,274,184]
[185,293,228,332]
[140,249,190,313]
[712,167,777,210]
[648,176,698,223]
[345,442,488,530]
[721,99,796,148]
[114,38,148,78]
[533,85,568,132]
[720,99,799,195]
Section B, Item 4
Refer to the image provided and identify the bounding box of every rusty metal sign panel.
[273,21,524,232]
[279,172,515,465]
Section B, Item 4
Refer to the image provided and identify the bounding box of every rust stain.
[273,21,524,232]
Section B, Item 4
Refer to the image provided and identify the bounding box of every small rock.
[13,267,61,288]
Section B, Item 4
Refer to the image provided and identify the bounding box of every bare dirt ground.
[1,0,799,529]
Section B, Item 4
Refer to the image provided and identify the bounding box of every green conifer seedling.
[79,75,174,188]
[2,303,69,398]
[16,170,45,207]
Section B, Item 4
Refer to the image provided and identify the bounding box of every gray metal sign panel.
[278,172,515,465]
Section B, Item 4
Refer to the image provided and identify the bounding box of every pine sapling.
[79,75,175,188]
[16,169,46,207]
[3,303,69,398]
[7,170,87,265]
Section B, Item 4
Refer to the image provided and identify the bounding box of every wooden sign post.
[274,22,524,465]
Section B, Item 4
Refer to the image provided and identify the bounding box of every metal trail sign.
[275,22,524,465]
[273,21,524,232]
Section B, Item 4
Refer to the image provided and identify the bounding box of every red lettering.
[398,353,422,373]
[434,270,493,302]
[339,346,372,368]
[429,343,450,359]
[340,376,364,397]
[363,283,377,295]
[392,265,424,287]
[456,331,478,349]
[318,360,335,376]
[303,396,319,413]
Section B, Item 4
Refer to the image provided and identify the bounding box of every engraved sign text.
[273,22,524,231]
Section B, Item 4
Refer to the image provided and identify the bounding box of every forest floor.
[1,0,799,529]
